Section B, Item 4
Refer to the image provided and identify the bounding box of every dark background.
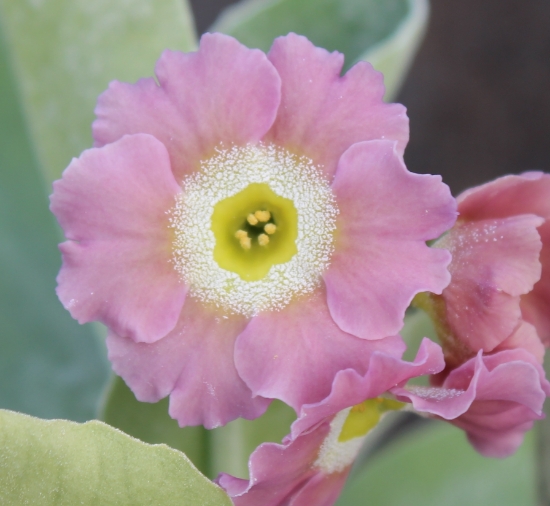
[190,0,550,195]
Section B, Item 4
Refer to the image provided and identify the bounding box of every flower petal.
[235,283,405,411]
[457,172,550,345]
[288,471,348,506]
[324,141,456,340]
[292,338,444,436]
[221,341,443,505]
[93,33,281,181]
[394,349,550,457]
[524,218,550,345]
[107,297,269,429]
[265,33,409,180]
[51,134,185,343]
[217,424,328,506]
[494,320,545,363]
[437,215,543,352]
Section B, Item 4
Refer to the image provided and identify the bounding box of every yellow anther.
[258,234,270,246]
[351,403,367,413]
[240,236,251,250]
[255,210,271,222]
[264,223,277,235]
[247,214,259,226]
[235,230,251,249]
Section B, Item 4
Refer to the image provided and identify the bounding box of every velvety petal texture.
[435,214,543,353]
[219,340,445,506]
[265,33,409,180]
[51,134,186,343]
[457,173,550,346]
[324,140,456,340]
[107,297,269,429]
[393,349,550,457]
[93,33,281,181]
[235,285,405,411]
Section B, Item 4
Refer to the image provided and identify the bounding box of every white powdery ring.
[314,408,366,474]
[170,143,338,317]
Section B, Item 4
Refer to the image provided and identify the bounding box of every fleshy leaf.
[101,377,296,479]
[0,20,109,420]
[100,376,211,476]
[337,421,536,506]
[0,0,197,184]
[0,409,232,506]
[211,0,428,99]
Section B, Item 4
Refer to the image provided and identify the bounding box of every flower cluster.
[398,173,550,457]
[50,33,550,504]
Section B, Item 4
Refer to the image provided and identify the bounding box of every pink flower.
[456,173,550,348]
[407,174,550,456]
[393,348,550,457]
[50,33,456,428]
[218,339,444,505]
[417,172,550,366]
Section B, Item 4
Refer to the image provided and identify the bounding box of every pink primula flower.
[408,173,550,456]
[50,33,456,428]
[218,339,444,506]
[418,172,550,366]
[393,348,550,457]
[455,173,550,348]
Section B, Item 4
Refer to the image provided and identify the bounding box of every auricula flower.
[404,173,550,456]
[218,339,444,506]
[51,33,456,428]
[415,172,550,366]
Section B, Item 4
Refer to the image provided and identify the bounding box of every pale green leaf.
[0,409,232,505]
[101,376,296,479]
[337,421,536,506]
[212,0,428,99]
[100,376,211,476]
[0,0,197,184]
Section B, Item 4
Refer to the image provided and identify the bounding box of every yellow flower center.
[170,143,337,316]
[211,183,298,281]
[338,398,404,442]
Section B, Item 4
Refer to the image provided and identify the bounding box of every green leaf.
[211,0,429,99]
[100,376,211,476]
[0,409,232,506]
[101,376,296,479]
[0,0,197,185]
[337,421,536,506]
[0,20,110,421]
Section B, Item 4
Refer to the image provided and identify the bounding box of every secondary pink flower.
[416,172,550,367]
[218,339,444,506]
[457,173,550,347]
[393,348,550,457]
[51,33,456,428]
